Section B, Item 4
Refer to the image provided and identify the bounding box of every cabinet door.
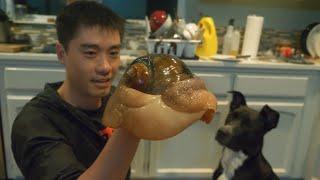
[130,140,148,178]
[4,67,65,90]
[5,94,145,179]
[196,73,232,96]
[5,95,33,179]
[148,101,228,178]
[245,101,303,177]
[234,75,308,98]
[305,116,320,180]
[310,143,320,179]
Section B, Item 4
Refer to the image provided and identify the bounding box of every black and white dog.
[212,91,280,180]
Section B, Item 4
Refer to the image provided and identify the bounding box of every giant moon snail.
[102,54,217,140]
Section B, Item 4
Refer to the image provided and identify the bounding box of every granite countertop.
[0,52,320,71]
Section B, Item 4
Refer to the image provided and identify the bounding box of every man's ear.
[228,91,247,111]
[259,105,280,132]
[56,42,66,64]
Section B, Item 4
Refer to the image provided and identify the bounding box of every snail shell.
[102,54,217,140]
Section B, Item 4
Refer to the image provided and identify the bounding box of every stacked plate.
[301,23,320,58]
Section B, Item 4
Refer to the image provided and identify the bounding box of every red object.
[201,109,215,124]
[149,10,167,32]
[280,47,293,58]
[99,127,114,138]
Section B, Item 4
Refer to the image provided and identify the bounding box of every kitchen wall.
[104,0,320,54]
[103,0,146,19]
[179,0,320,30]
[103,0,177,19]
[4,0,320,54]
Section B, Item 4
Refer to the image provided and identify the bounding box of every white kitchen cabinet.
[148,72,232,178]
[245,102,304,177]
[5,96,32,179]
[305,97,320,180]
[3,67,66,179]
[147,71,312,179]
[232,73,318,178]
[1,54,320,179]
[4,93,146,179]
[148,101,228,179]
[1,65,143,179]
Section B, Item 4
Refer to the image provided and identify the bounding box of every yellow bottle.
[195,16,218,58]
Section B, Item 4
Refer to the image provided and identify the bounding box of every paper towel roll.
[241,15,264,58]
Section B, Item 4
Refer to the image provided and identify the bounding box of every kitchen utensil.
[145,16,151,37]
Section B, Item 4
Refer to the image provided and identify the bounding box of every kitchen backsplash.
[123,20,302,55]
[11,19,302,55]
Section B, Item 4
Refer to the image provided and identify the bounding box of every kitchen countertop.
[0,52,320,71]
[185,58,320,71]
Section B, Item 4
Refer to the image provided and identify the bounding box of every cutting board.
[0,43,31,53]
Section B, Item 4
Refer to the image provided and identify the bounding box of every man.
[11,1,139,180]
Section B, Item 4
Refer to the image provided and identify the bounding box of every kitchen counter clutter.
[0,52,320,179]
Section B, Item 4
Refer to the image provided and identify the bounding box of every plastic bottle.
[195,16,218,58]
[222,19,234,55]
[230,29,241,56]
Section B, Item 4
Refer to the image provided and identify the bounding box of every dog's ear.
[259,105,280,132]
[228,91,247,111]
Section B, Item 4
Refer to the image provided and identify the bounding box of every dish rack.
[145,38,201,58]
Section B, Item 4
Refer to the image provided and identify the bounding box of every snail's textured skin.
[102,54,217,140]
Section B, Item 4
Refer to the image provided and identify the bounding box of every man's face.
[61,26,121,98]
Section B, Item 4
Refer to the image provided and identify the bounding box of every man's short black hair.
[56,1,125,50]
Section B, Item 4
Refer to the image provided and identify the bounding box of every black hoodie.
[11,82,130,180]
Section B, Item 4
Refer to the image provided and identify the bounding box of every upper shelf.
[13,14,56,25]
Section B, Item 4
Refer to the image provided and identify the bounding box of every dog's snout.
[218,125,233,136]
[216,125,233,145]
